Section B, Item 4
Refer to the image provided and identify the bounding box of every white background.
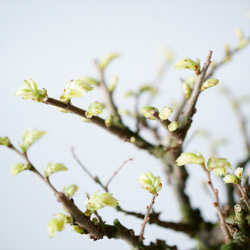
[0,1,249,249]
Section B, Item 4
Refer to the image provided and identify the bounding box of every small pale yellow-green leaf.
[20,128,47,153]
[85,102,105,118]
[11,163,31,176]
[201,79,219,91]
[84,191,118,215]
[63,184,78,198]
[138,171,162,194]
[44,162,68,178]
[176,152,204,166]
[99,53,121,70]
[15,79,48,102]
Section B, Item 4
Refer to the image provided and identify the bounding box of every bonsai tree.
[1,27,249,249]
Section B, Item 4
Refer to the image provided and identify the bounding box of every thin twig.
[139,193,158,241]
[71,147,96,181]
[105,158,134,190]
[203,166,232,243]
[44,97,156,154]
[95,61,121,121]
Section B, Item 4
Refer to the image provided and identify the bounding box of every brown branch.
[44,97,158,155]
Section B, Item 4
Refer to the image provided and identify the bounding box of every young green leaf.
[138,171,162,194]
[174,58,200,74]
[201,79,219,91]
[47,213,72,238]
[98,53,121,70]
[15,79,48,102]
[11,163,31,176]
[44,162,68,178]
[80,77,100,86]
[20,128,47,153]
[63,184,78,198]
[84,191,118,216]
[207,156,231,176]
[60,79,93,103]
[176,152,205,166]
[85,101,105,118]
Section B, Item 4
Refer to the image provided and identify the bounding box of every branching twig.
[44,97,157,154]
[105,158,134,190]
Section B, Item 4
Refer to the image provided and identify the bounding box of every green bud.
[159,107,173,120]
[176,152,204,166]
[84,191,118,216]
[0,137,11,146]
[182,82,192,99]
[85,101,105,118]
[168,121,179,132]
[15,79,48,102]
[140,106,159,120]
[105,115,113,127]
[11,163,31,176]
[201,79,219,91]
[63,184,78,198]
[99,53,121,70]
[223,174,239,184]
[174,58,200,74]
[20,128,47,153]
[60,80,93,102]
[130,136,136,144]
[44,162,68,178]
[235,167,243,180]
[47,213,71,238]
[138,171,162,194]
[70,224,86,234]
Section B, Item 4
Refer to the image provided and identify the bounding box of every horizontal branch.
[44,97,163,156]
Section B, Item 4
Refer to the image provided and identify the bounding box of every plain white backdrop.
[0,1,249,249]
